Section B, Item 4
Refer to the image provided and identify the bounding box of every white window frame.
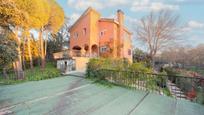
[83,28,86,35]
[74,32,78,39]
[100,46,107,53]
[100,29,107,37]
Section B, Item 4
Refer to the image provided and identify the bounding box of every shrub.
[128,62,152,73]
[164,67,178,83]
[156,71,167,88]
[86,58,152,79]
[0,62,60,84]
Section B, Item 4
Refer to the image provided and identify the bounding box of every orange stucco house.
[69,7,133,62]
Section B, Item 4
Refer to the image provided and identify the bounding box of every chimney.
[117,9,124,27]
[117,9,124,57]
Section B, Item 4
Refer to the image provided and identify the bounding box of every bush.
[86,58,152,79]
[164,67,178,83]
[0,62,60,84]
[156,71,167,88]
[128,62,152,73]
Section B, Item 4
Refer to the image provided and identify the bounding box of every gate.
[57,59,76,74]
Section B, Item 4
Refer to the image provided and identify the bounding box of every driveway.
[0,75,203,115]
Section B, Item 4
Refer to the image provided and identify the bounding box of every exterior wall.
[122,30,132,62]
[53,52,64,60]
[72,57,89,72]
[69,12,91,51]
[89,11,100,56]
[69,9,100,57]
[98,21,117,58]
[69,7,132,63]
[90,11,100,46]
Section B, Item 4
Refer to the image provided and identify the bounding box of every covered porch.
[70,44,99,57]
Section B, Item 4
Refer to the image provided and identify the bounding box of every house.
[69,7,133,62]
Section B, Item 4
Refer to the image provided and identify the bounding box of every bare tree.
[136,10,182,64]
[159,44,204,68]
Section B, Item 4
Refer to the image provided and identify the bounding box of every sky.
[56,0,204,50]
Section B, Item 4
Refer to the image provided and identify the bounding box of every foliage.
[46,19,70,60]
[0,62,60,85]
[100,41,114,58]
[86,58,176,96]
[14,0,51,29]
[164,67,178,76]
[21,37,39,61]
[0,31,18,69]
[45,0,65,33]
[0,0,27,27]
[163,67,179,84]
[159,44,204,69]
[133,48,152,67]
[86,58,152,79]
[136,10,181,60]
[0,0,65,77]
[129,63,152,73]
[38,0,64,69]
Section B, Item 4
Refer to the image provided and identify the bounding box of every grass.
[162,87,172,96]
[0,62,61,85]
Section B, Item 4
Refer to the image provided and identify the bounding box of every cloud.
[126,16,139,29]
[131,0,179,12]
[67,0,129,11]
[188,20,204,29]
[182,20,204,33]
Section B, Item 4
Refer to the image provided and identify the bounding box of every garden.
[86,58,171,96]
[86,58,204,104]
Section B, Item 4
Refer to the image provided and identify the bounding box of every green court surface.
[0,75,203,115]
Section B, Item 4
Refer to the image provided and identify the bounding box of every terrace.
[0,72,203,115]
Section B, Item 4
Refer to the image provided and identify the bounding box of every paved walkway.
[0,75,203,115]
[167,80,187,99]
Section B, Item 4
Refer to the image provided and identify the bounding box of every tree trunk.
[27,35,33,69]
[14,28,24,79]
[3,68,8,79]
[22,37,26,70]
[44,31,48,63]
[39,28,45,70]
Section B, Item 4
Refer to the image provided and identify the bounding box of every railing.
[0,71,24,80]
[88,69,204,104]
[0,69,59,84]
[72,50,82,57]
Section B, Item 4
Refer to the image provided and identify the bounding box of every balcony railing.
[71,50,98,58]
[87,69,204,105]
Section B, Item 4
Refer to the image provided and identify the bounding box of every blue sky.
[57,0,204,49]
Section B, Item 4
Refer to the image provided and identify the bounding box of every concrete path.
[167,80,187,99]
[0,76,203,115]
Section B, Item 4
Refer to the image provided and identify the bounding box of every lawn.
[0,62,61,85]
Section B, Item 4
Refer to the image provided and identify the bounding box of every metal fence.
[0,71,24,80]
[89,69,204,104]
[0,70,59,84]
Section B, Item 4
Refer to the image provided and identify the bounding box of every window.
[128,49,131,55]
[74,32,78,38]
[100,31,104,36]
[100,29,107,37]
[83,28,86,35]
[100,46,107,52]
